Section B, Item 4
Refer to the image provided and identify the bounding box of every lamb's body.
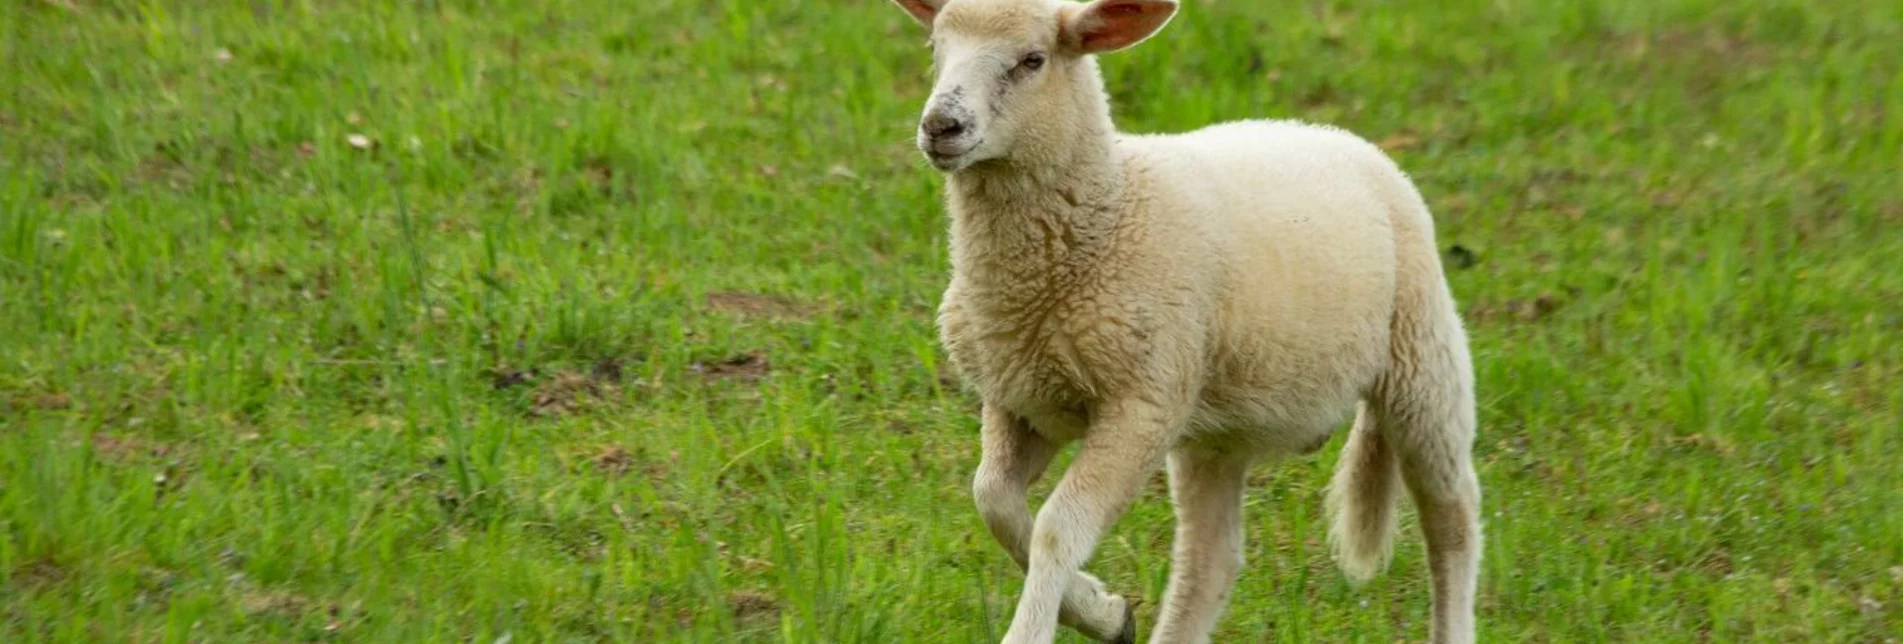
[942,120,1412,452]
[891,2,1480,642]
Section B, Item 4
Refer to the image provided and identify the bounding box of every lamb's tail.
[1325,401,1402,583]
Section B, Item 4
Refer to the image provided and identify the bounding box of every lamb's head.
[891,0,1177,172]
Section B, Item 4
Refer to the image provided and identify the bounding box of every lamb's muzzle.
[921,100,971,142]
[919,97,978,168]
[918,76,986,169]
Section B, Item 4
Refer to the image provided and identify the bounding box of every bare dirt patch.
[529,370,618,418]
[1667,432,1738,456]
[705,292,817,319]
[1614,27,1775,68]
[493,358,638,418]
[3,390,73,414]
[238,587,315,617]
[10,558,67,591]
[489,366,538,390]
[728,589,780,622]
[592,444,635,476]
[34,392,72,410]
[1466,292,1567,325]
[691,352,771,381]
[89,433,174,462]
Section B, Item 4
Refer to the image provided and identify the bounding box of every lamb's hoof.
[1108,599,1137,644]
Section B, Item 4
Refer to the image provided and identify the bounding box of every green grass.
[2,0,1899,641]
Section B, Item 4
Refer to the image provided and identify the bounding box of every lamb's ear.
[891,0,943,27]
[1061,0,1178,54]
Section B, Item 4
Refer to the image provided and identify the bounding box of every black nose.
[922,113,967,139]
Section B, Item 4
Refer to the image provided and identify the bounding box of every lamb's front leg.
[1001,398,1179,644]
[974,404,1134,642]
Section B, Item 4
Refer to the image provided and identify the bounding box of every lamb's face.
[909,0,1063,172]
[891,0,1179,173]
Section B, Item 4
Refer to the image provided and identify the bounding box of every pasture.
[2,0,1899,641]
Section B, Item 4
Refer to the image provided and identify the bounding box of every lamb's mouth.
[925,140,982,171]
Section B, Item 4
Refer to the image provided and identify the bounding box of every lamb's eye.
[1019,52,1046,71]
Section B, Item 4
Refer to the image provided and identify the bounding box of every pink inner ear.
[896,0,937,25]
[1075,1,1174,52]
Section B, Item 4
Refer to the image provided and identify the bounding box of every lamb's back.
[1121,119,1408,441]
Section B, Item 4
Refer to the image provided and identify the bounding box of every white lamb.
[887,0,1482,642]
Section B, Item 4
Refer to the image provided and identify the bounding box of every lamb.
[885,0,1482,642]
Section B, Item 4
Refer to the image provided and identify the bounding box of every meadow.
[2,0,1899,641]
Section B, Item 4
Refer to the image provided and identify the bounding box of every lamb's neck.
[944,137,1126,293]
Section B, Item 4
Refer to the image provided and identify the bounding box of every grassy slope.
[2,0,1899,641]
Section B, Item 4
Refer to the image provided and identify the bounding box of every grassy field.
[3,0,1900,641]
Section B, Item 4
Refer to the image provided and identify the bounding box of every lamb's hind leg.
[973,404,1134,642]
[1146,446,1253,644]
[1377,305,1482,644]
